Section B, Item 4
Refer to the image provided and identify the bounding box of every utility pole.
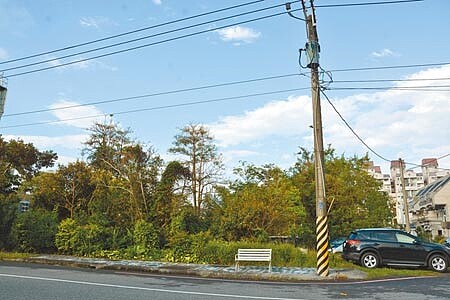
[301,0,329,277]
[399,158,411,232]
[0,73,7,120]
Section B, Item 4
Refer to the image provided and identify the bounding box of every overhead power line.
[0,87,309,129]
[321,88,450,170]
[0,0,265,65]
[328,86,450,92]
[5,8,300,78]
[1,2,291,73]
[332,77,450,83]
[2,73,301,117]
[320,88,392,162]
[329,62,450,73]
[314,0,424,8]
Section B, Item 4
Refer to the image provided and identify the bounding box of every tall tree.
[169,124,223,215]
[82,122,131,172]
[83,122,162,224]
[155,161,190,229]
[28,161,94,220]
[0,135,57,195]
[291,147,393,247]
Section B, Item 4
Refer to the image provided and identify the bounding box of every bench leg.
[269,262,272,273]
[235,261,239,272]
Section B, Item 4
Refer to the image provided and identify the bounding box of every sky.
[1,0,449,177]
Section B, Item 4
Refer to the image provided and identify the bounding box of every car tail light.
[345,239,360,247]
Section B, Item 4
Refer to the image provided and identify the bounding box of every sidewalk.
[25,255,367,282]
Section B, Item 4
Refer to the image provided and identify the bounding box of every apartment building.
[369,158,450,233]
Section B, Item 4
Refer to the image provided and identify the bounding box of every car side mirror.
[413,240,422,245]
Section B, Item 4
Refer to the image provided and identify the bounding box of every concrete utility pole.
[0,73,7,120]
[399,158,411,232]
[302,0,329,277]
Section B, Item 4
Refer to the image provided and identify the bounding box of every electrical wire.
[319,88,392,162]
[0,0,265,66]
[4,9,299,78]
[321,88,449,170]
[329,62,450,73]
[314,0,424,8]
[332,77,450,83]
[0,87,309,129]
[1,2,291,73]
[2,73,302,118]
[327,86,450,92]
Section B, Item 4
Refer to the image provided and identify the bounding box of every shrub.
[126,220,161,259]
[11,209,58,253]
[55,218,113,256]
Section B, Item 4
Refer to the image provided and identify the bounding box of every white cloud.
[216,26,261,44]
[49,100,106,128]
[208,95,312,147]
[207,65,450,173]
[3,134,87,150]
[152,0,162,5]
[321,64,450,171]
[79,16,113,30]
[221,149,261,164]
[371,48,400,58]
[0,47,8,60]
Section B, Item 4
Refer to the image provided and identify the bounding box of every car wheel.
[360,252,379,269]
[429,254,448,273]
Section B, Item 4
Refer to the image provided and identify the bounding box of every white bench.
[235,248,272,272]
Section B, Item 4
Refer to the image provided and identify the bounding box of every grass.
[328,252,438,279]
[0,251,35,260]
[360,266,437,279]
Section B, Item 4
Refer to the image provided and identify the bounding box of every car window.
[395,233,416,244]
[374,231,396,242]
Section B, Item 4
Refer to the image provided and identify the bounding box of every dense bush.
[55,218,115,256]
[163,234,311,267]
[11,209,58,253]
[0,197,19,250]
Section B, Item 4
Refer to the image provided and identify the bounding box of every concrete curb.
[21,255,368,282]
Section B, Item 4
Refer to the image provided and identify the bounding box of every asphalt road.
[1,262,449,300]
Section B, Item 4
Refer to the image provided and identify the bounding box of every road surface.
[1,262,449,299]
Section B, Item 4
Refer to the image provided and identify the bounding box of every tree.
[155,161,190,229]
[28,161,94,220]
[291,147,393,247]
[0,135,57,195]
[83,122,162,225]
[218,163,303,241]
[169,124,223,215]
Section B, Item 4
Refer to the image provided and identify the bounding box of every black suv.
[342,228,450,272]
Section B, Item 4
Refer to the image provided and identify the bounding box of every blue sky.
[1,0,449,176]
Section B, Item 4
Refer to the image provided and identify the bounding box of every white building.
[369,158,450,228]
[410,175,450,238]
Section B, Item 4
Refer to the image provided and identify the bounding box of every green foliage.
[55,218,78,254]
[291,147,393,248]
[217,163,303,241]
[0,135,57,195]
[0,196,19,250]
[163,236,311,267]
[169,124,224,215]
[131,220,160,258]
[55,218,117,256]
[11,209,58,253]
